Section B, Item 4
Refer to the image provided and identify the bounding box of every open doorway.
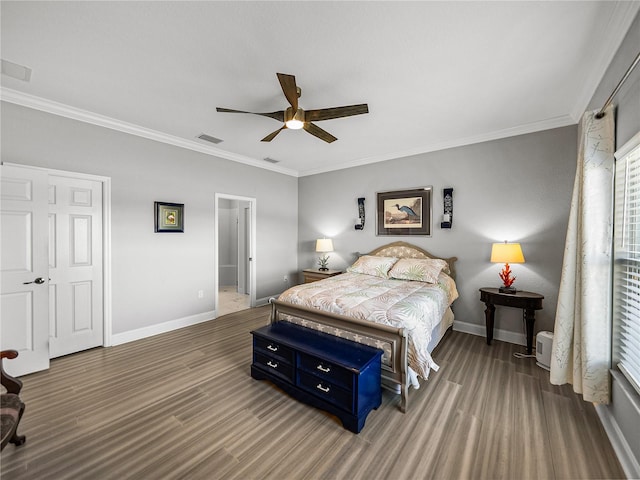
[214,193,256,317]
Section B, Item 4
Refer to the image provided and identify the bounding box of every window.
[613,132,640,395]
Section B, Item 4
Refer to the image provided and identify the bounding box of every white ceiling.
[1,1,638,177]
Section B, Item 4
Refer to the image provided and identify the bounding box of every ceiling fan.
[216,73,369,143]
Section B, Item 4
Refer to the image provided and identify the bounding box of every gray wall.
[587,10,640,475]
[1,102,299,335]
[298,125,577,336]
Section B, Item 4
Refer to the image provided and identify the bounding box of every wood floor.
[1,306,625,479]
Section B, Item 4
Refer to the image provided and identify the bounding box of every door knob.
[23,277,46,285]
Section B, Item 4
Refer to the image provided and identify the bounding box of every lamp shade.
[490,242,525,264]
[315,238,334,253]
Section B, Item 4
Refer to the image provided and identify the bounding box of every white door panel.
[0,165,50,376]
[49,175,103,358]
[2,291,35,349]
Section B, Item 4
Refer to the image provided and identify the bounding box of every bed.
[270,241,458,412]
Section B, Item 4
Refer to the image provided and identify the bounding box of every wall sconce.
[355,197,365,230]
[490,241,525,293]
[440,188,453,229]
[316,238,334,271]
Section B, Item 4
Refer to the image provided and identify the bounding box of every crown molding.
[0,87,299,177]
[299,113,577,177]
[0,87,582,179]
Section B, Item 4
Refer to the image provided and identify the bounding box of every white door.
[48,175,103,358]
[0,164,50,376]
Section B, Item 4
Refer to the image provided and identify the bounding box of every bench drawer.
[254,336,295,363]
[298,371,353,413]
[298,352,353,390]
[253,351,294,383]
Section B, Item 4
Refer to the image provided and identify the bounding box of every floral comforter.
[277,271,458,379]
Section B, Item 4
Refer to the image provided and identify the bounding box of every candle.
[443,213,451,223]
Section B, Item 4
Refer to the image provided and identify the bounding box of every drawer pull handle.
[267,361,278,369]
[316,364,331,373]
[267,345,278,352]
[316,383,330,393]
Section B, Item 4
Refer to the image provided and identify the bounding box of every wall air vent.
[196,133,223,144]
[263,157,280,164]
[1,59,32,82]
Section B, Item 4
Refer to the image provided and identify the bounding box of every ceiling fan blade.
[304,104,369,122]
[303,122,337,143]
[261,125,287,142]
[216,107,284,122]
[276,73,299,111]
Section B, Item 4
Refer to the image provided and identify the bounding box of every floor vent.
[196,133,223,144]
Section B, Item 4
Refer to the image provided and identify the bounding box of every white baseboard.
[255,296,273,307]
[595,371,640,480]
[111,298,280,346]
[110,310,216,346]
[453,319,526,346]
[596,403,640,479]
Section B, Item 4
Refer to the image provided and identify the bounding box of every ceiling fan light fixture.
[285,108,305,130]
[285,119,304,130]
[217,73,368,143]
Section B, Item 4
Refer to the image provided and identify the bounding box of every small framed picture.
[154,202,184,233]
[376,187,432,236]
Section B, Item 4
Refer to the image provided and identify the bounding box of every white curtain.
[550,106,615,404]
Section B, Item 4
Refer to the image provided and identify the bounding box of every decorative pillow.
[346,255,398,278]
[388,258,449,284]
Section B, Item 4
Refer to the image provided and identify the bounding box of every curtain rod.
[595,50,640,119]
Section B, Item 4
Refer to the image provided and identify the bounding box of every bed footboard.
[269,298,410,412]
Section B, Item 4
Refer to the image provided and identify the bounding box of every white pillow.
[346,255,398,278]
[388,258,449,284]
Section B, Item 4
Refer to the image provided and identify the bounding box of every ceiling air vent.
[196,133,223,144]
[263,157,280,164]
[1,59,32,82]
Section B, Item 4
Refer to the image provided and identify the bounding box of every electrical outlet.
[283,275,288,282]
[197,290,204,299]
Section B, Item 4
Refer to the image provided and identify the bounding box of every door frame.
[238,202,250,295]
[3,162,113,348]
[214,193,256,315]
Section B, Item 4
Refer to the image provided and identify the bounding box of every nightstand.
[479,287,544,354]
[302,268,342,283]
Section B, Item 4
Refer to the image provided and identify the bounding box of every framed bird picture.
[376,187,432,236]
[154,201,184,233]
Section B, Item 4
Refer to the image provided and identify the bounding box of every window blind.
[613,136,640,395]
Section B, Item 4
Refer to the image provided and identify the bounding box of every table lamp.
[490,241,525,294]
[316,238,334,271]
